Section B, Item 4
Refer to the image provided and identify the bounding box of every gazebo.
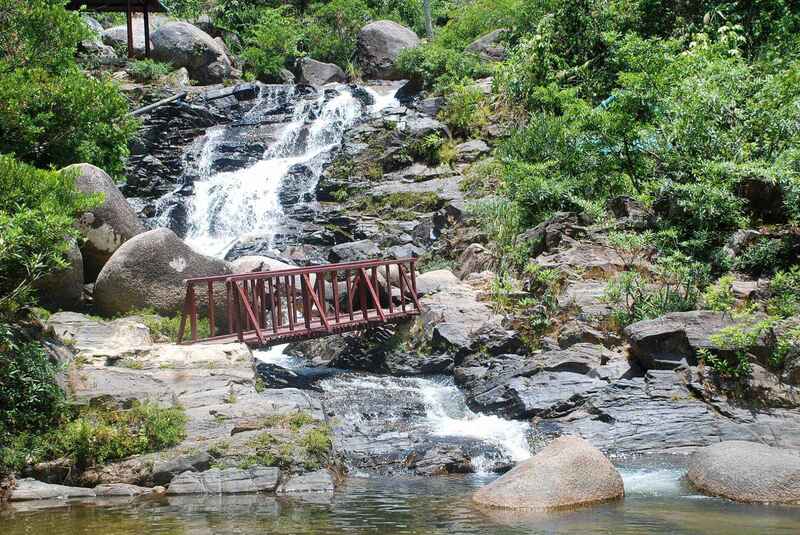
[66,1,167,58]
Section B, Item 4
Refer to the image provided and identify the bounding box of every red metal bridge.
[177,258,421,347]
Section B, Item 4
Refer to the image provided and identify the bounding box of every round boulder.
[65,164,145,281]
[298,57,347,86]
[356,20,419,80]
[473,436,624,510]
[34,239,84,310]
[151,21,233,84]
[94,228,232,317]
[687,441,800,503]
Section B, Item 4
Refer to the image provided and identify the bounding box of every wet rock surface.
[472,436,624,510]
[687,441,800,503]
[166,467,280,495]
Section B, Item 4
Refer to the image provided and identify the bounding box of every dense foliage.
[0,0,136,178]
[0,157,99,318]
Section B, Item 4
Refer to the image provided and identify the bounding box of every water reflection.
[3,472,800,535]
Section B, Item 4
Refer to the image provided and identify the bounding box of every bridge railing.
[177,258,421,346]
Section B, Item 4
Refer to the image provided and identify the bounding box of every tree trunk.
[423,0,433,38]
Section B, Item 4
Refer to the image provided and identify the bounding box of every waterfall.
[181,84,372,258]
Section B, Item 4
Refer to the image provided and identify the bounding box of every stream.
[5,82,799,532]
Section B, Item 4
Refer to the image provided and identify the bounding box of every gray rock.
[405,446,472,476]
[624,311,748,370]
[455,139,490,162]
[151,22,233,84]
[231,255,294,274]
[456,243,495,279]
[417,96,444,117]
[47,311,152,354]
[472,436,624,510]
[722,229,762,260]
[65,163,145,281]
[518,212,591,258]
[357,20,420,80]
[415,269,461,295]
[82,15,104,35]
[93,228,232,317]
[151,451,213,486]
[93,483,153,497]
[103,24,151,57]
[10,479,95,501]
[465,29,510,62]
[167,467,280,495]
[329,239,380,263]
[277,470,334,494]
[298,58,347,86]
[688,441,800,502]
[35,240,84,310]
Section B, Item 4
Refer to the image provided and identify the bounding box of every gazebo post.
[143,1,151,58]
[125,0,134,58]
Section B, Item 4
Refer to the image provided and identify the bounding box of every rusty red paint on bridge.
[177,258,421,347]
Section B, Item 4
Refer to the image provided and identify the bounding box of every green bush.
[0,157,100,318]
[1,401,187,472]
[127,59,172,82]
[0,324,65,440]
[304,0,372,66]
[438,81,490,138]
[240,7,303,80]
[0,1,137,178]
[396,42,490,91]
[767,266,800,318]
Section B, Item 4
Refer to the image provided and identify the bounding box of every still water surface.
[4,468,799,534]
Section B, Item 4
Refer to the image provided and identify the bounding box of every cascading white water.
[184,83,534,473]
[183,85,369,258]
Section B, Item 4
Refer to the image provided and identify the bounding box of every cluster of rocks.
[7,312,337,504]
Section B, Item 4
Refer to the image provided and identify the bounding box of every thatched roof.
[65,1,166,12]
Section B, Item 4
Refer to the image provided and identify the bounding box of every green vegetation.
[240,412,333,471]
[0,0,137,179]
[1,399,186,472]
[0,158,100,318]
[127,59,172,82]
[124,308,212,343]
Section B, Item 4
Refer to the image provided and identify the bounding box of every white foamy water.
[419,378,532,467]
[253,343,301,368]
[182,84,397,258]
[620,467,689,497]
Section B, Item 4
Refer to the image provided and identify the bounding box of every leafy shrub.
[395,42,490,91]
[0,158,100,317]
[438,82,490,138]
[766,266,800,318]
[733,236,798,277]
[0,1,136,178]
[702,275,737,312]
[604,253,709,328]
[0,324,65,440]
[240,7,303,80]
[699,319,774,379]
[127,59,172,82]
[303,0,372,66]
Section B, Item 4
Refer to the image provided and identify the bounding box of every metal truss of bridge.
[177,258,422,347]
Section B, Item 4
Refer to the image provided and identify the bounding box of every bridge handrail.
[177,257,421,346]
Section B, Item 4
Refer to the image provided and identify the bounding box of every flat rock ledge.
[166,467,280,495]
[9,479,156,502]
[687,441,800,503]
[277,470,335,494]
[473,436,624,511]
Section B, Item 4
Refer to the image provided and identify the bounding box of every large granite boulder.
[687,441,800,503]
[34,240,84,310]
[101,15,167,57]
[151,22,233,84]
[356,20,420,80]
[94,228,232,317]
[465,29,509,62]
[65,164,145,281]
[298,58,347,86]
[472,436,624,510]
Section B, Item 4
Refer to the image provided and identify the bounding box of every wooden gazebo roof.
[65,1,166,12]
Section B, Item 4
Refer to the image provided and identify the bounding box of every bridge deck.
[177,258,421,347]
